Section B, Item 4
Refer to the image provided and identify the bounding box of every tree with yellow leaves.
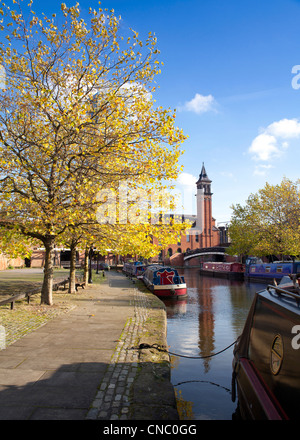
[0,1,187,304]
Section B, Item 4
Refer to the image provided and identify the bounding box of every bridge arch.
[184,246,227,262]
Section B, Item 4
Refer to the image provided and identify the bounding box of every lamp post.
[88,246,94,284]
[96,251,99,274]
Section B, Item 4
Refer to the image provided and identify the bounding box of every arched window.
[168,248,173,257]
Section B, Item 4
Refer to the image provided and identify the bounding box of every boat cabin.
[232,276,300,419]
[142,265,187,298]
[245,258,300,282]
[143,265,184,286]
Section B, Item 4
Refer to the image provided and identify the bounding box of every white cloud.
[177,172,197,187]
[267,118,300,138]
[249,133,279,161]
[179,93,216,114]
[253,164,273,176]
[249,118,300,162]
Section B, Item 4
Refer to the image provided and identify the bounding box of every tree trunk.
[41,236,55,305]
[68,241,77,293]
[83,247,89,287]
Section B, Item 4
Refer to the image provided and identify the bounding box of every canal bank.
[0,270,178,420]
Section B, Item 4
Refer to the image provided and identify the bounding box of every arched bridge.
[184,246,228,261]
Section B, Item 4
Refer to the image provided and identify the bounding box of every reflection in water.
[163,298,187,317]
[162,268,266,420]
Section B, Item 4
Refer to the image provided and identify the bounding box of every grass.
[0,268,107,348]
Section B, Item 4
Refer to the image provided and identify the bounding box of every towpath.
[0,270,178,420]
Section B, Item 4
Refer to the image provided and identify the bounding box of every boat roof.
[145,265,178,273]
[258,278,300,316]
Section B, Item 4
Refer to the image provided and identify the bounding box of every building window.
[186,234,190,242]
[195,234,199,242]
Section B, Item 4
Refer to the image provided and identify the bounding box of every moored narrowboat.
[123,261,144,277]
[142,265,187,298]
[232,275,300,420]
[244,257,300,282]
[135,264,147,279]
[200,262,245,280]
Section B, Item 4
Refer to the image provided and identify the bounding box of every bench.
[68,275,85,291]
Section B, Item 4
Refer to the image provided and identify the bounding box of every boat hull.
[200,262,245,280]
[149,284,187,298]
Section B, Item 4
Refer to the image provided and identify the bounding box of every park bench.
[68,275,85,291]
[0,278,69,309]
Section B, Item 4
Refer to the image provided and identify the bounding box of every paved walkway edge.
[86,284,179,420]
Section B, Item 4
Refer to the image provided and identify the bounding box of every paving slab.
[0,270,178,420]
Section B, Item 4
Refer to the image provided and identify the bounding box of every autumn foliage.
[0,1,188,304]
[228,178,300,260]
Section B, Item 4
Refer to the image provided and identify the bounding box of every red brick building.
[160,164,221,265]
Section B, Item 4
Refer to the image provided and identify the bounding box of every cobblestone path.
[86,287,150,420]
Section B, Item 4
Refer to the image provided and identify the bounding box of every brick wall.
[0,254,24,270]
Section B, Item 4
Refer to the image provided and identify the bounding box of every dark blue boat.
[244,257,300,282]
[122,261,144,277]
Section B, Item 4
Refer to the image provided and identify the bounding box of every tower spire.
[195,162,213,247]
[196,162,212,194]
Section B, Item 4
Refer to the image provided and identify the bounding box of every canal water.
[162,267,267,420]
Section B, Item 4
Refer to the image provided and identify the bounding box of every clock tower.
[196,163,213,247]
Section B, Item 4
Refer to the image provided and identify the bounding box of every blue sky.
[9,0,300,223]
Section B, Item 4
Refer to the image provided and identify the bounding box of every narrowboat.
[135,264,147,279]
[142,265,187,298]
[200,262,245,280]
[244,257,300,282]
[232,275,300,420]
[122,261,144,277]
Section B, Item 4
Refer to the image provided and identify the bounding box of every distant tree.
[0,2,186,304]
[228,178,300,259]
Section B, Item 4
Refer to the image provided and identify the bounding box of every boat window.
[265,266,271,273]
[277,266,283,273]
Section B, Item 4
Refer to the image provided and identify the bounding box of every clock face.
[270,334,284,375]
